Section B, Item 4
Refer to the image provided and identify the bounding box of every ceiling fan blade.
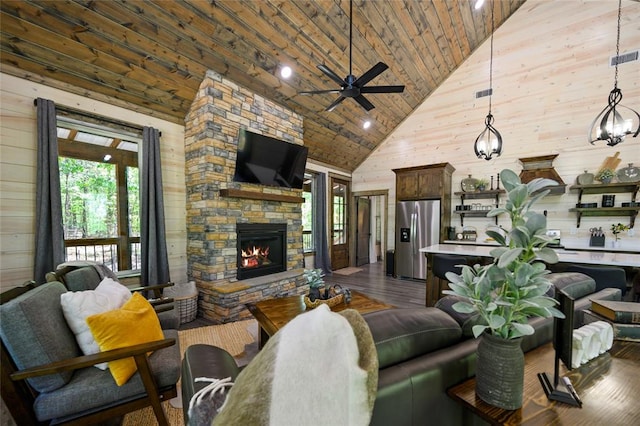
[299,89,342,95]
[354,95,375,111]
[325,96,346,112]
[360,85,405,94]
[355,62,389,87]
[317,64,346,87]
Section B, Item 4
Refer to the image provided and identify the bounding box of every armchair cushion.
[87,293,165,386]
[60,278,132,370]
[0,282,80,393]
[32,329,181,422]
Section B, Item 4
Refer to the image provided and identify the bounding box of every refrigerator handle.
[411,213,417,255]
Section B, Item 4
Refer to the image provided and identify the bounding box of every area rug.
[122,319,258,426]
[333,267,364,276]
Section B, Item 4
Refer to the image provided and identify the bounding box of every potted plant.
[595,168,615,184]
[610,223,629,248]
[476,178,489,191]
[304,268,325,302]
[443,169,565,410]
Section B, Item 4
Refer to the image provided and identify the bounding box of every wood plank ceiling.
[0,0,525,172]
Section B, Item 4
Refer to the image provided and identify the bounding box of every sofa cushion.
[548,272,596,299]
[0,282,80,392]
[60,278,132,370]
[64,267,103,291]
[87,292,165,386]
[363,308,462,369]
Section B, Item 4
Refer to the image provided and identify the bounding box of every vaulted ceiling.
[0,0,525,172]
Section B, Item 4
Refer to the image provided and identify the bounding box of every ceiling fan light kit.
[588,0,639,147]
[474,0,503,161]
[298,0,405,112]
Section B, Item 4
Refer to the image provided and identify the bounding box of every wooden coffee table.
[447,340,640,425]
[246,290,393,348]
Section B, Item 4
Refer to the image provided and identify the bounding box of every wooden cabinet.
[394,163,454,201]
[568,182,639,228]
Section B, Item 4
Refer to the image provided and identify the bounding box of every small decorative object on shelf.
[476,179,489,191]
[602,194,616,207]
[461,175,478,192]
[490,175,494,190]
[617,163,640,183]
[576,170,594,185]
[596,168,615,184]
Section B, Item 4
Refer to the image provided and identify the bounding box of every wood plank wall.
[0,74,187,290]
[353,0,640,252]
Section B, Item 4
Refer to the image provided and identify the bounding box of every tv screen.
[233,129,308,189]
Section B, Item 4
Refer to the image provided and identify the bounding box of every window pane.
[127,166,140,237]
[59,157,117,239]
[302,173,314,252]
[333,182,347,245]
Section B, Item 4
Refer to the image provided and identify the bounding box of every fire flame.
[241,245,271,268]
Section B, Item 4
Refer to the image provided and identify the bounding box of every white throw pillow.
[60,278,132,369]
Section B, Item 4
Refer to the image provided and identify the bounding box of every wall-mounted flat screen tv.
[233,129,308,189]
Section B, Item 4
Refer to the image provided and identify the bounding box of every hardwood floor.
[179,262,425,330]
[328,262,426,309]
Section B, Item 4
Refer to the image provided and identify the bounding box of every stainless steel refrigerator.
[395,199,440,280]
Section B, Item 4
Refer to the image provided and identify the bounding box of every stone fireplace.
[184,70,308,323]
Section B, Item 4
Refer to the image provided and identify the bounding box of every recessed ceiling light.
[363,120,371,129]
[280,66,292,79]
[474,0,485,10]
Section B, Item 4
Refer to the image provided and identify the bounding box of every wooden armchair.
[46,261,180,329]
[0,281,180,425]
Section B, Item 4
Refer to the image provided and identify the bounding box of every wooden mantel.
[219,189,304,203]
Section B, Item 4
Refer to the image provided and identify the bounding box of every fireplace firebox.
[236,223,287,280]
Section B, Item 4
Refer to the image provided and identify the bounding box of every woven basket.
[164,281,198,324]
[304,293,344,309]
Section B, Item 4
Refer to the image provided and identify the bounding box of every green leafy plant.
[443,169,564,340]
[476,178,489,190]
[304,268,325,288]
[595,168,615,182]
[610,223,629,241]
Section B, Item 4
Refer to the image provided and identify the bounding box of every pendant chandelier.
[474,0,502,161]
[588,0,639,147]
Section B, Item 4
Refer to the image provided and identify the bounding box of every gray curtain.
[314,172,332,274]
[140,127,170,285]
[34,98,65,284]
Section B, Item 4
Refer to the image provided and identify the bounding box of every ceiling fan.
[298,0,405,112]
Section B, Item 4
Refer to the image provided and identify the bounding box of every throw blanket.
[210,304,378,426]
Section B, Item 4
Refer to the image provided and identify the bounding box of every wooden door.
[330,177,350,270]
[356,197,370,267]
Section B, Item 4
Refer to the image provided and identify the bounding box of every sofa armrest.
[181,344,241,426]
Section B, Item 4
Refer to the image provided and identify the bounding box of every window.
[302,172,315,252]
[57,118,141,271]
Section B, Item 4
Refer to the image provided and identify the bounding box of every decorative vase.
[475,333,524,410]
[308,287,321,302]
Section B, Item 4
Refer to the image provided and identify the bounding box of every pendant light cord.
[614,0,621,89]
[349,0,353,77]
[488,0,495,114]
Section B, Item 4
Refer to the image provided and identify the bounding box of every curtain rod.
[33,99,161,137]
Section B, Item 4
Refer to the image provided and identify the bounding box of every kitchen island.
[419,244,640,306]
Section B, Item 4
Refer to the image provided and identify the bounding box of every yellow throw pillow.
[87,292,164,386]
